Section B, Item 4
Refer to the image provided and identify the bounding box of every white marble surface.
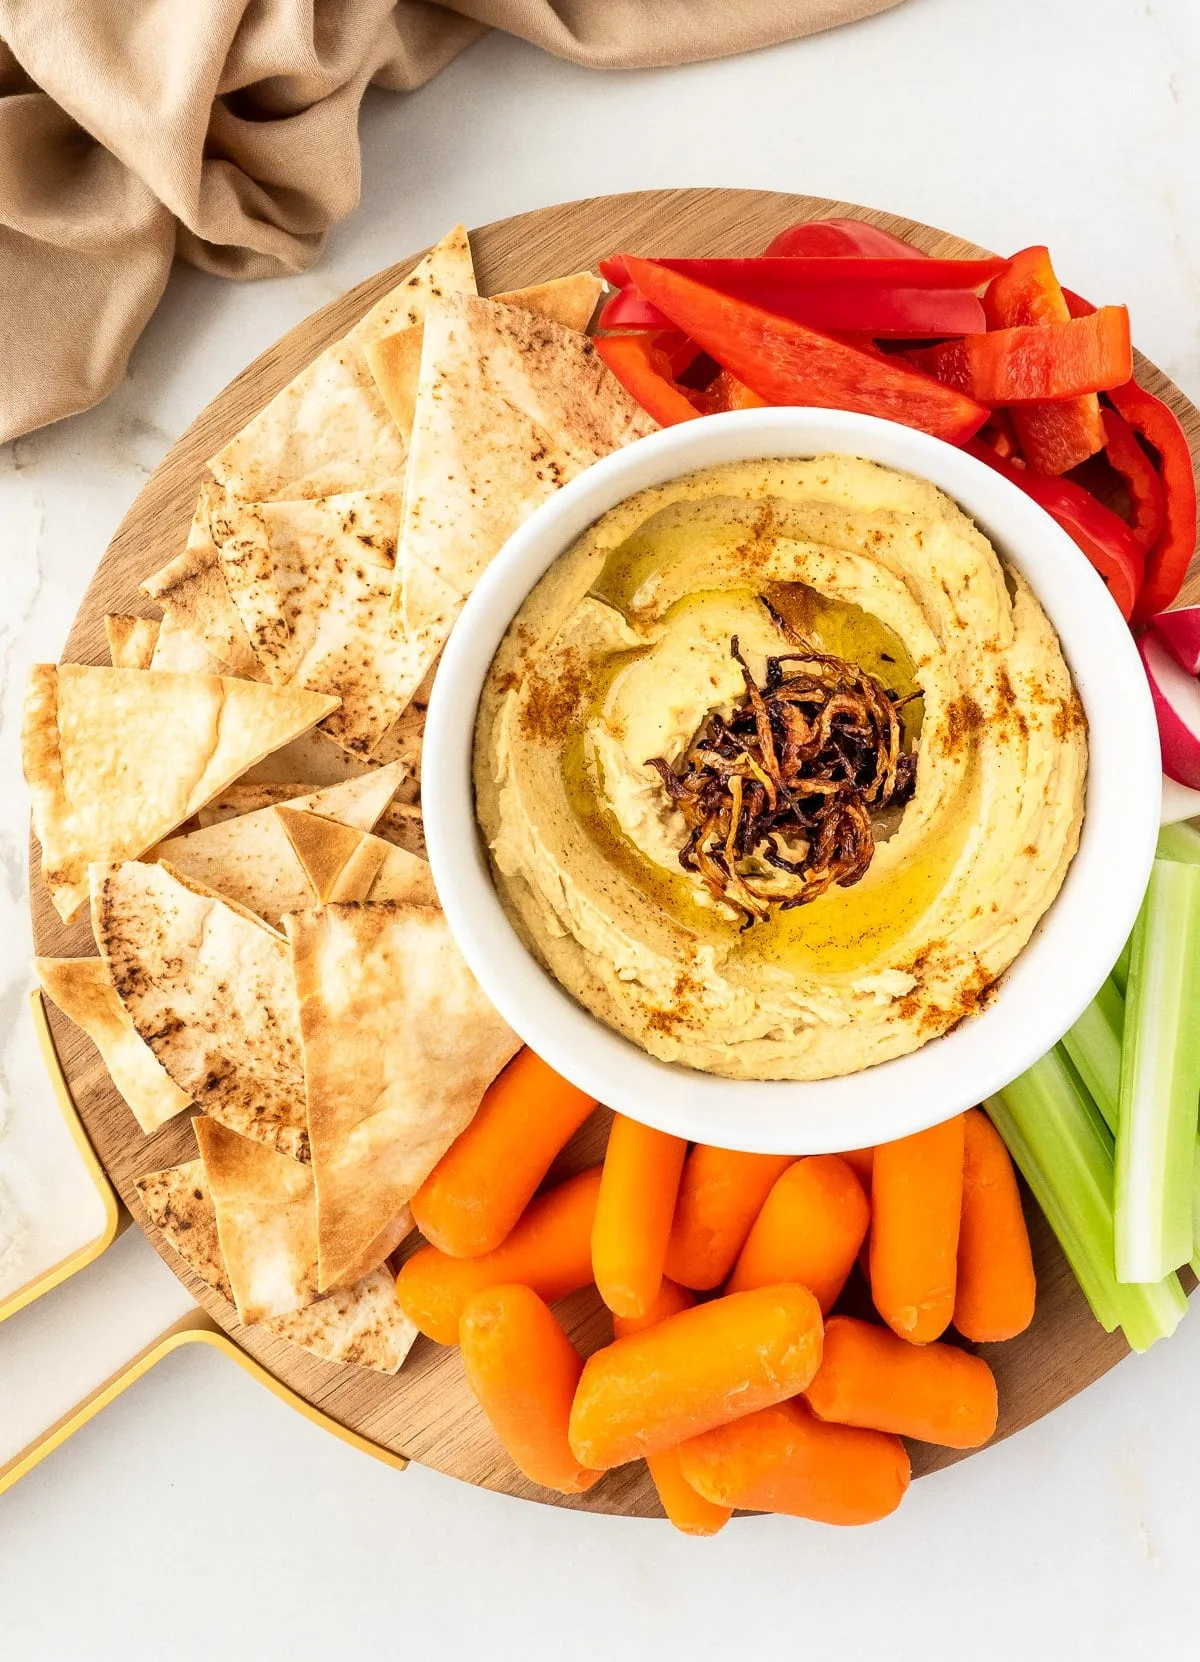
[3,0,1200,1652]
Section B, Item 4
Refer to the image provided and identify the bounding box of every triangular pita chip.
[275,808,436,905]
[149,610,231,675]
[364,272,602,440]
[388,293,657,713]
[207,226,476,502]
[105,614,159,669]
[212,489,426,755]
[136,1157,416,1371]
[193,1117,319,1322]
[141,483,262,677]
[375,800,426,859]
[233,726,377,793]
[153,764,405,923]
[93,861,308,1159]
[288,901,519,1289]
[35,957,191,1133]
[22,664,339,921]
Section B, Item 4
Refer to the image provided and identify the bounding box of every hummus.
[474,456,1087,1081]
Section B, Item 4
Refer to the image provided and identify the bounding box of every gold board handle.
[1,994,409,1500]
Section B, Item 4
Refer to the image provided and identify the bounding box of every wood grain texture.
[29,189,1200,1518]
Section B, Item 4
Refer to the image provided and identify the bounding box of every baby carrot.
[411,1049,597,1257]
[568,1283,823,1470]
[396,1166,602,1344]
[678,1398,909,1526]
[460,1284,601,1494]
[954,1108,1036,1342]
[664,1146,795,1289]
[611,1276,695,1336]
[870,1114,965,1344]
[806,1315,998,1449]
[840,1147,874,1189]
[592,1114,687,1319]
[726,1155,869,1312]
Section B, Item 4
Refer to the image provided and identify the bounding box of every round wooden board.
[31,189,1200,1517]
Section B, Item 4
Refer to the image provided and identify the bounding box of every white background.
[3,0,1200,1654]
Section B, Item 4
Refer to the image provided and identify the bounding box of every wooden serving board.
[30,190,1200,1517]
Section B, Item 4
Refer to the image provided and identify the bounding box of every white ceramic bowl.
[424,409,1161,1153]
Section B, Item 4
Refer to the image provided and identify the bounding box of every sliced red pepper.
[982,247,1104,474]
[652,330,704,380]
[967,439,1143,620]
[594,334,700,426]
[1101,406,1165,554]
[764,218,929,259]
[976,409,1022,463]
[623,256,988,445]
[909,307,1133,404]
[605,277,982,338]
[597,286,675,331]
[630,254,1006,291]
[701,369,770,414]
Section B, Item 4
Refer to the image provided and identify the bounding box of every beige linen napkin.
[0,0,903,443]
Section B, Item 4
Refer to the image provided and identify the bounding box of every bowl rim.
[423,407,1161,1154]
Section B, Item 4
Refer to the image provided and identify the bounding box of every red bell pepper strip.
[628,254,1006,292]
[764,218,929,259]
[623,256,989,445]
[594,334,700,426]
[976,409,1022,463]
[967,439,1144,620]
[597,287,675,331]
[701,369,770,414]
[908,307,1133,404]
[982,247,1105,474]
[1101,406,1165,554]
[605,277,984,338]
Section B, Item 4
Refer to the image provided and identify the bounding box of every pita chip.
[104,614,159,669]
[288,901,520,1289]
[232,727,376,793]
[275,807,437,906]
[35,957,191,1133]
[389,293,657,713]
[207,226,476,503]
[93,861,308,1159]
[153,763,405,923]
[141,483,262,677]
[364,272,602,440]
[149,610,231,675]
[193,1118,319,1322]
[136,1157,416,1371]
[22,664,339,921]
[212,489,427,755]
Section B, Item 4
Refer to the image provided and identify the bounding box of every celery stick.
[1115,858,1200,1283]
[1158,820,1200,865]
[987,1049,1187,1352]
[1061,977,1123,1135]
[1112,937,1132,998]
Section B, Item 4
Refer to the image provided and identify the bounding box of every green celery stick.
[987,1049,1187,1352]
[1158,821,1200,865]
[1112,938,1132,998]
[1115,858,1200,1283]
[1061,977,1123,1134]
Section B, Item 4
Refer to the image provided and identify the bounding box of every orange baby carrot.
[568,1283,823,1470]
[460,1284,601,1494]
[870,1114,965,1344]
[840,1147,874,1189]
[396,1166,602,1345]
[664,1145,795,1289]
[726,1155,869,1312]
[611,1276,695,1337]
[806,1315,998,1449]
[411,1049,596,1257]
[592,1114,687,1319]
[678,1398,909,1526]
[954,1108,1036,1342]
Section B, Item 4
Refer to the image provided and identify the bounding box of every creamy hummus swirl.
[474,456,1087,1081]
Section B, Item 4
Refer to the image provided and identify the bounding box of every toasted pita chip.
[136,1158,416,1371]
[105,615,160,670]
[212,490,427,755]
[387,294,657,714]
[193,1118,318,1322]
[141,483,262,677]
[207,227,476,502]
[274,807,436,905]
[288,901,519,1289]
[364,272,602,440]
[93,861,308,1159]
[154,764,405,923]
[233,727,377,793]
[149,610,231,675]
[22,665,339,922]
[35,957,191,1133]
[376,800,426,859]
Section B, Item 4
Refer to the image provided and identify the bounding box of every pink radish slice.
[1149,606,1200,676]
[1141,632,1200,788]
